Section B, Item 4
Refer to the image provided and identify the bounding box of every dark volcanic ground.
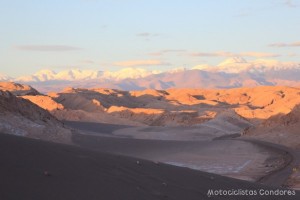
[0,133,299,200]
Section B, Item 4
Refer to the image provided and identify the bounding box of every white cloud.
[269,41,300,47]
[283,0,299,7]
[149,49,186,56]
[191,51,280,58]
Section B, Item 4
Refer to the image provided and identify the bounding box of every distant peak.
[0,73,12,81]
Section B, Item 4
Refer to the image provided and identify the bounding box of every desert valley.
[1,1,300,199]
[1,81,300,199]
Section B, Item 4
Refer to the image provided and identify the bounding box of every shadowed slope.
[0,90,71,143]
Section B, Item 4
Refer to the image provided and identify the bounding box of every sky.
[0,0,300,77]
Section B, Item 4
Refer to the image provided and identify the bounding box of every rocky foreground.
[0,82,71,143]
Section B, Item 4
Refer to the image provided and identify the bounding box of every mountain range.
[2,57,300,93]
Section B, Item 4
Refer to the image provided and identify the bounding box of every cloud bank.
[15,45,83,51]
[269,41,300,47]
[191,51,280,58]
[150,49,186,56]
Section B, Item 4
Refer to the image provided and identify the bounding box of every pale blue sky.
[0,0,300,77]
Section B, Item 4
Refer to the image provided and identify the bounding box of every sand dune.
[46,86,300,126]
[22,95,64,111]
[245,106,300,148]
[12,86,295,129]
[7,84,299,143]
[2,82,300,146]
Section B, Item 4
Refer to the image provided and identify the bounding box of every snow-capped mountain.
[15,68,161,82]
[3,58,300,93]
[0,73,12,81]
[196,57,300,74]
[16,69,103,82]
[102,68,161,80]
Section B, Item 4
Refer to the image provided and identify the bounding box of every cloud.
[191,51,234,57]
[15,45,83,51]
[283,0,299,7]
[287,53,299,57]
[149,49,186,56]
[114,60,169,67]
[136,32,162,41]
[269,41,300,47]
[239,52,280,57]
[191,51,280,58]
[137,32,160,37]
[137,32,151,37]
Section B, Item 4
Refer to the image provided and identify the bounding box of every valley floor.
[66,121,291,183]
[0,133,299,200]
